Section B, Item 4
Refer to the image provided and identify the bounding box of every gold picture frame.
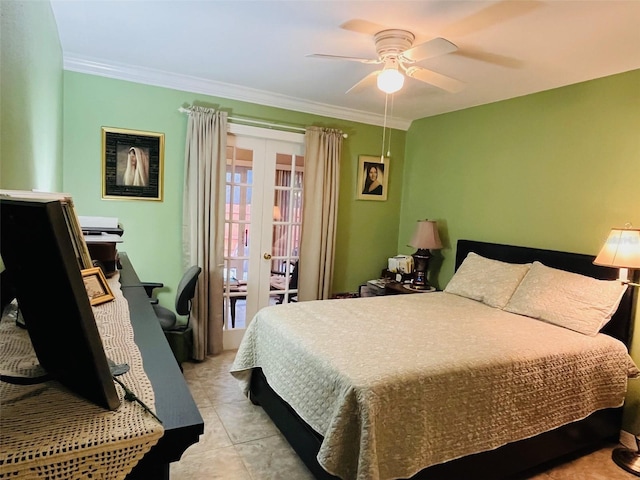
[81,267,115,306]
[357,155,389,201]
[102,127,164,201]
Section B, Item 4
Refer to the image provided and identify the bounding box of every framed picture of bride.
[357,155,388,201]
[102,127,164,201]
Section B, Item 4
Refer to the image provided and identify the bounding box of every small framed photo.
[357,155,389,201]
[102,127,164,201]
[81,267,115,306]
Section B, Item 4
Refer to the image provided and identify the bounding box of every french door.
[223,124,304,349]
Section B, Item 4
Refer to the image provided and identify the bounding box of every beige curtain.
[298,126,343,301]
[182,106,228,359]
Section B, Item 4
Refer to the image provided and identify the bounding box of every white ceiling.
[50,0,640,130]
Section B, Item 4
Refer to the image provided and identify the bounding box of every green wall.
[0,0,63,191]
[401,70,639,285]
[401,69,640,430]
[61,72,405,305]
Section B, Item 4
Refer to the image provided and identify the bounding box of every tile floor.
[171,350,638,480]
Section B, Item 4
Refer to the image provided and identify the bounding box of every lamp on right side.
[593,224,640,285]
[593,224,640,476]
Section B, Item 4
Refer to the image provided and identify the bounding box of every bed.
[231,240,638,480]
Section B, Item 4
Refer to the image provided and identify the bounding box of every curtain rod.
[178,107,347,138]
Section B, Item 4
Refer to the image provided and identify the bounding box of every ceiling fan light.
[377,68,404,94]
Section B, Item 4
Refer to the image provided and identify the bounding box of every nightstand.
[384,281,437,295]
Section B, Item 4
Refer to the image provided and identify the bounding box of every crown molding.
[63,55,412,131]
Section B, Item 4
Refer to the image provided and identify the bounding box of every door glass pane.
[224,144,252,329]
[269,152,303,305]
[275,154,292,187]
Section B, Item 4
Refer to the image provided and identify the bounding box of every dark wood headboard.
[455,239,635,347]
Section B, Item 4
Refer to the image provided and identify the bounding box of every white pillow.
[444,252,531,309]
[504,261,628,336]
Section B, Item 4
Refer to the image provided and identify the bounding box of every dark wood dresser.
[119,252,204,479]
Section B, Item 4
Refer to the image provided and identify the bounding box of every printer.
[80,216,124,275]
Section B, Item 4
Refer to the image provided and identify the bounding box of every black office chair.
[143,265,201,366]
[270,261,299,304]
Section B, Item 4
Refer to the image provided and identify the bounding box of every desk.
[118,253,204,479]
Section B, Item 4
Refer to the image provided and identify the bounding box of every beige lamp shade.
[593,227,640,268]
[409,220,442,250]
[273,206,282,221]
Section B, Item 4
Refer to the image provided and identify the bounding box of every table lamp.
[593,225,640,285]
[593,224,640,476]
[409,219,442,289]
[613,412,640,477]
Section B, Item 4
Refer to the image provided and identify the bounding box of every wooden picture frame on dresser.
[81,267,115,306]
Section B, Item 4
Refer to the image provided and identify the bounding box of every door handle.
[263,253,272,260]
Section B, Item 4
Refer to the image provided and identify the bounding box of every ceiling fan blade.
[403,37,458,62]
[453,49,522,69]
[306,53,380,64]
[346,71,379,94]
[405,66,465,93]
[340,19,390,36]
[442,0,543,37]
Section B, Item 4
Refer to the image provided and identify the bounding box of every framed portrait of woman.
[102,127,164,201]
[357,155,389,201]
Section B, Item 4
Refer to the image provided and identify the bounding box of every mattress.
[231,292,636,480]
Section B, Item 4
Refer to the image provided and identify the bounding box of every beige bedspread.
[231,292,636,480]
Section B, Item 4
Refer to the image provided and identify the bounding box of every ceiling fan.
[307,24,465,95]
